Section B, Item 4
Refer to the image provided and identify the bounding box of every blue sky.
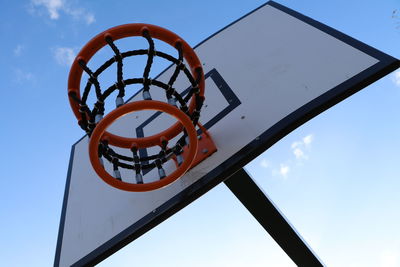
[1,0,400,266]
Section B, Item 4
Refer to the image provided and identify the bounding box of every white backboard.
[55,2,399,266]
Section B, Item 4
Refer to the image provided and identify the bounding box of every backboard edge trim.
[54,145,76,267]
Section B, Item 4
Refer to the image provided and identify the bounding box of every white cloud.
[291,134,314,160]
[85,13,95,24]
[14,69,35,84]
[260,159,270,168]
[30,0,95,24]
[293,148,306,160]
[266,134,314,179]
[291,141,302,149]
[31,0,63,19]
[14,45,24,56]
[303,134,313,146]
[279,164,290,178]
[53,47,75,66]
[391,70,400,87]
[62,6,96,24]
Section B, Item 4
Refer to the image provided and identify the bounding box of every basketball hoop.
[68,24,205,144]
[68,23,216,191]
[89,101,198,192]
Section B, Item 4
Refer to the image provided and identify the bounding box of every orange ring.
[69,23,205,147]
[88,100,198,192]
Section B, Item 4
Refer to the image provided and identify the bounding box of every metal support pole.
[224,168,324,266]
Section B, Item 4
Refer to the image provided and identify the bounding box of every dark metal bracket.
[224,168,324,266]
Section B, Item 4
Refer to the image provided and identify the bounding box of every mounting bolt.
[116,96,124,107]
[158,168,166,179]
[143,90,152,100]
[113,170,122,181]
[135,173,143,184]
[176,154,183,166]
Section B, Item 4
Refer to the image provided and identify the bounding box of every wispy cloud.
[261,134,314,179]
[293,147,306,160]
[260,159,270,168]
[13,69,35,84]
[291,141,302,149]
[31,0,63,19]
[303,134,313,146]
[14,45,25,56]
[84,13,95,24]
[279,164,290,178]
[30,0,95,24]
[391,70,400,87]
[291,134,313,160]
[53,47,75,66]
